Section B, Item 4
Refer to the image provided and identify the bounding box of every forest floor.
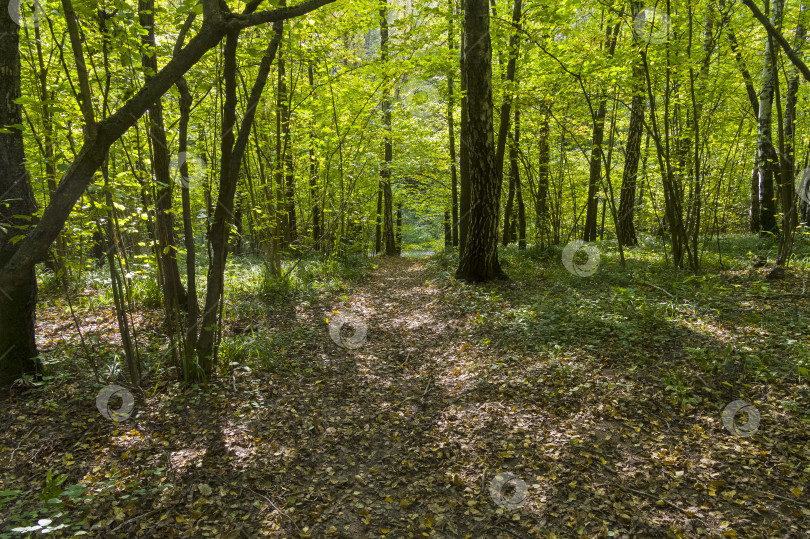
[2,243,810,538]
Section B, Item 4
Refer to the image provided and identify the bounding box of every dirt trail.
[4,256,808,538]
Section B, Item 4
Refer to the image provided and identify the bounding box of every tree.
[756,0,784,237]
[617,1,646,247]
[456,0,506,281]
[0,0,335,297]
[380,0,396,256]
[0,0,40,385]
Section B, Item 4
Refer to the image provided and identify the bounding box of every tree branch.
[741,0,810,83]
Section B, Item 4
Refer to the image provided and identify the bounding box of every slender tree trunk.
[281,52,297,246]
[276,37,291,248]
[513,108,526,249]
[458,6,470,257]
[375,187,382,253]
[456,0,506,281]
[380,0,396,256]
[617,1,645,247]
[536,100,551,247]
[33,24,67,279]
[140,0,188,320]
[494,0,521,248]
[448,0,459,247]
[197,22,284,376]
[757,0,784,237]
[778,1,806,265]
[0,0,40,385]
[396,202,402,255]
[502,171,516,245]
[308,60,321,250]
[175,75,199,350]
[584,21,620,242]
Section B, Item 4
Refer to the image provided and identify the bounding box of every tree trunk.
[458,9,470,257]
[308,60,321,250]
[0,0,336,296]
[536,100,551,247]
[0,0,39,386]
[140,0,188,320]
[495,0,521,247]
[380,0,397,256]
[375,186,382,253]
[396,202,402,255]
[757,0,784,237]
[281,47,297,246]
[197,22,284,376]
[777,0,806,265]
[448,0,459,247]
[514,109,526,249]
[584,21,620,242]
[455,0,506,281]
[617,2,645,247]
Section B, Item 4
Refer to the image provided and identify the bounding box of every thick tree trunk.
[0,1,40,386]
[456,0,506,281]
[757,0,784,237]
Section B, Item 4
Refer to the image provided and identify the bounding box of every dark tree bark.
[535,100,551,247]
[495,0,521,246]
[617,1,645,247]
[308,59,321,250]
[173,22,200,353]
[448,0,459,246]
[197,20,284,376]
[140,0,188,322]
[456,0,506,281]
[584,21,620,242]
[278,36,297,246]
[396,202,402,255]
[756,0,784,237]
[374,187,382,253]
[458,8,470,257]
[380,0,396,256]
[512,108,526,249]
[0,0,40,386]
[777,1,806,265]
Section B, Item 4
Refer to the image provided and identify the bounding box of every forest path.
[5,256,808,538]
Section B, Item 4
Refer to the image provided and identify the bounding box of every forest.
[1,0,809,536]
